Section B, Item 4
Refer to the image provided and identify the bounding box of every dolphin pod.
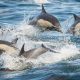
[0,39,57,58]
[0,39,58,71]
[67,14,80,35]
[29,4,62,33]
[29,4,80,35]
[0,4,80,71]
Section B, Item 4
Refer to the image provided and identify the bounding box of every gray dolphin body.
[0,38,18,55]
[0,43,58,71]
[0,38,57,58]
[67,14,80,35]
[29,4,62,32]
[19,44,57,59]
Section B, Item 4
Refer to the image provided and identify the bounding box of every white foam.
[37,44,80,64]
[0,44,80,70]
[10,22,41,38]
[0,54,33,70]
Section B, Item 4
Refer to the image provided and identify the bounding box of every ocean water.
[0,0,80,80]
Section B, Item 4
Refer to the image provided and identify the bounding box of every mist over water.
[0,0,80,80]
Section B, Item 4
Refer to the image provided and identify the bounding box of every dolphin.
[19,44,58,59]
[67,14,80,35]
[29,4,62,32]
[0,43,58,71]
[0,38,18,54]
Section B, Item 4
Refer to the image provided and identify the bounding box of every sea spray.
[0,53,33,70]
[37,44,80,64]
[0,43,79,70]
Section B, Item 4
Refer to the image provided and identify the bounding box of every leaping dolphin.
[19,44,58,59]
[29,4,62,33]
[67,14,80,35]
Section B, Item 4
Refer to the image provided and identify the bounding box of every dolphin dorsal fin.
[41,44,46,48]
[41,44,58,53]
[42,4,46,13]
[19,44,25,56]
[73,14,80,21]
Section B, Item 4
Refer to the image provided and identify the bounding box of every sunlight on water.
[0,0,80,80]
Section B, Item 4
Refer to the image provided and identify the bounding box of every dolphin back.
[19,47,48,59]
[0,40,16,48]
[19,44,58,59]
[0,40,17,54]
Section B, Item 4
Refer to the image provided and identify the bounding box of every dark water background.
[0,0,80,80]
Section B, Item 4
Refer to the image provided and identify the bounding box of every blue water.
[0,0,80,80]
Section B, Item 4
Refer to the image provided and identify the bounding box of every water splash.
[0,53,33,70]
[0,43,79,71]
[37,44,80,64]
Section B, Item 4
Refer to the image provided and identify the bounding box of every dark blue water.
[0,0,80,80]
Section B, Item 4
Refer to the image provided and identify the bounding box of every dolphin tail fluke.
[11,38,18,45]
[41,44,58,53]
[19,44,25,56]
[72,14,80,21]
[42,4,46,13]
